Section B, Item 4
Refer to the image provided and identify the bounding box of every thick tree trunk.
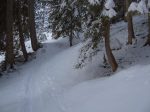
[5,0,14,69]
[28,0,39,51]
[18,1,28,61]
[144,14,150,46]
[126,0,135,45]
[102,17,118,72]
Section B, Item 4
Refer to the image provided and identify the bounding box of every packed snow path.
[0,37,99,112]
[0,39,80,112]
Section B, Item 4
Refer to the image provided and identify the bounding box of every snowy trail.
[0,37,105,112]
[0,39,71,112]
[20,39,72,112]
[0,38,98,112]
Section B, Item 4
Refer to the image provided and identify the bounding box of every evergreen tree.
[5,0,14,69]
[49,0,82,47]
[144,0,150,46]
[17,0,28,61]
[77,0,118,72]
[126,0,135,45]
[28,0,39,51]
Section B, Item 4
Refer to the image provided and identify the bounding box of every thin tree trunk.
[69,11,73,47]
[5,0,14,69]
[126,0,135,45]
[28,0,39,51]
[18,1,28,61]
[69,31,73,47]
[102,17,118,72]
[144,14,150,46]
[123,0,127,21]
[19,28,28,61]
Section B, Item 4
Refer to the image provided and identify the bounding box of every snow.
[128,2,138,12]
[102,8,117,18]
[129,0,148,14]
[105,0,115,9]
[0,15,150,112]
[137,0,148,14]
[62,65,150,112]
[88,0,100,5]
[0,54,4,62]
[102,0,117,18]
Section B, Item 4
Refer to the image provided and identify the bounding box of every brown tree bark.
[102,17,118,72]
[28,0,39,51]
[144,14,150,46]
[18,1,28,61]
[126,0,135,45]
[5,0,14,69]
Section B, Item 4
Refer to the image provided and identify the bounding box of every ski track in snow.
[0,39,70,112]
[20,41,68,112]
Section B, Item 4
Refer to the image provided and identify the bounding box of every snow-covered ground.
[0,15,150,112]
[0,54,4,63]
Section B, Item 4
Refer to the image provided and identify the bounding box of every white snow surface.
[102,0,116,18]
[105,0,115,9]
[62,65,150,112]
[88,0,100,5]
[129,0,148,14]
[0,15,150,112]
[0,54,4,62]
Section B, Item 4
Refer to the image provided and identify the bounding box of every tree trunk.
[69,11,73,47]
[18,1,28,61]
[5,0,14,69]
[69,32,73,47]
[102,17,118,72]
[123,0,127,21]
[126,0,135,45]
[144,14,150,46]
[28,0,39,51]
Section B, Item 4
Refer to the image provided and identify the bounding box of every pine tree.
[5,0,14,69]
[49,0,82,47]
[102,17,118,72]
[18,0,28,61]
[0,0,7,52]
[28,0,39,51]
[77,0,118,72]
[144,0,150,46]
[126,0,135,45]
[129,0,150,46]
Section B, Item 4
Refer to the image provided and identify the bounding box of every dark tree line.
[0,0,39,70]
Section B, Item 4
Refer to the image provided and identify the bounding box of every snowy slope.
[62,65,150,112]
[0,15,150,112]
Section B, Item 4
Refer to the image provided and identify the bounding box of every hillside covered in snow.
[1,0,150,112]
[0,14,150,112]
